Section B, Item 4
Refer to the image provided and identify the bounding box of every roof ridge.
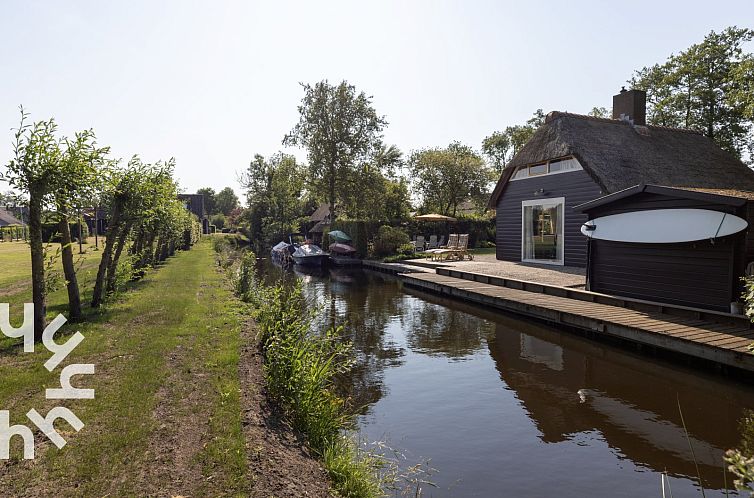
[545,111,702,134]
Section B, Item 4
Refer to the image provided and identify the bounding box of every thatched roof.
[309,203,330,222]
[489,112,754,206]
[0,209,24,227]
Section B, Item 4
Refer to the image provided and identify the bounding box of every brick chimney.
[612,87,646,126]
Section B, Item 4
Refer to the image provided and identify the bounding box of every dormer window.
[510,156,583,180]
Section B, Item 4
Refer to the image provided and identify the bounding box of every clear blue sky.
[1,0,752,197]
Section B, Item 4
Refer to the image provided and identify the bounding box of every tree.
[630,27,754,160]
[2,109,63,340]
[588,107,610,118]
[92,158,176,306]
[54,130,109,319]
[338,166,411,221]
[481,131,511,174]
[240,153,306,249]
[283,80,387,218]
[196,187,217,215]
[482,109,545,174]
[409,142,495,216]
[215,187,239,215]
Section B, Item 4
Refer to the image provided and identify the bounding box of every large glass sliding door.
[521,198,564,265]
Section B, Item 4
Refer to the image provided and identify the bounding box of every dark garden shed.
[575,185,754,312]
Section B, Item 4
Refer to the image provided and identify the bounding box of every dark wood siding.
[587,192,739,216]
[495,170,603,267]
[589,238,735,312]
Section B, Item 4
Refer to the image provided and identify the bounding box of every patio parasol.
[413,213,458,222]
[327,230,352,242]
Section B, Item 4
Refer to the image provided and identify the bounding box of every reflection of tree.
[297,269,408,415]
[400,289,492,359]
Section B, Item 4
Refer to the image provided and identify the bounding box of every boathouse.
[488,88,754,268]
[575,185,754,312]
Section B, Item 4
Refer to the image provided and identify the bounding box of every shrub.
[372,225,409,257]
[211,213,226,230]
[397,243,415,255]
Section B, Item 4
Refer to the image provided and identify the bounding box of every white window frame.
[521,197,565,266]
[510,157,583,181]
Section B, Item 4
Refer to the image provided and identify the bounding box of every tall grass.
[227,249,385,497]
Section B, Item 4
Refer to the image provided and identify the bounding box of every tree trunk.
[59,214,82,319]
[106,221,132,295]
[328,162,336,220]
[28,193,46,342]
[92,206,122,307]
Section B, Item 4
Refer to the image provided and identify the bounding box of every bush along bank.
[222,246,386,498]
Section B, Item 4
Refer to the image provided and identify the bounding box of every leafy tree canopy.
[283,80,387,217]
[196,187,217,215]
[409,142,495,217]
[630,26,754,160]
[215,187,239,216]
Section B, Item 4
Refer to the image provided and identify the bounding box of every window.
[521,197,565,265]
[529,163,547,176]
[510,157,583,181]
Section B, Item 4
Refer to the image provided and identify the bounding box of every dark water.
[260,262,754,497]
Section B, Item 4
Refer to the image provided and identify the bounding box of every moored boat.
[292,243,329,267]
[271,241,294,266]
[328,242,361,266]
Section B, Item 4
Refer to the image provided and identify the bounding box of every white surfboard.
[581,208,748,243]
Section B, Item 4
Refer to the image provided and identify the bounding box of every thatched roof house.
[489,88,754,269]
[490,110,754,207]
[309,203,331,223]
[489,88,754,311]
[0,209,24,227]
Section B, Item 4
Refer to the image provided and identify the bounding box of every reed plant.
[229,255,385,497]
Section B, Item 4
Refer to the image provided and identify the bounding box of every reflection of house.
[488,88,754,268]
[178,194,210,234]
[486,314,744,488]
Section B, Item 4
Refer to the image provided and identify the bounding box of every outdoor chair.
[437,235,445,248]
[427,235,438,249]
[413,235,426,252]
[450,234,472,260]
[431,234,458,261]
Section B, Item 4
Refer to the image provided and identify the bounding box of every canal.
[261,262,754,497]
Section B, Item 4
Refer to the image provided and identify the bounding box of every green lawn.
[0,239,103,350]
[0,239,249,496]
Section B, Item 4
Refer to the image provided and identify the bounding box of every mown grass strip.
[0,240,248,496]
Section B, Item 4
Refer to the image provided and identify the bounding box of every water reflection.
[257,260,754,496]
[487,314,744,489]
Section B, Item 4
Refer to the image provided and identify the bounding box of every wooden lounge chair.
[450,234,472,260]
[430,234,458,261]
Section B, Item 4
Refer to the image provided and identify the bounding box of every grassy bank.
[0,239,248,496]
[226,246,384,498]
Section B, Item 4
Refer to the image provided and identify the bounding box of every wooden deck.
[400,270,754,373]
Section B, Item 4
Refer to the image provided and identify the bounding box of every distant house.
[307,203,331,243]
[488,88,754,312]
[0,209,24,227]
[178,194,210,234]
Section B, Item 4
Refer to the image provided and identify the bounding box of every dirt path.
[239,321,334,498]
